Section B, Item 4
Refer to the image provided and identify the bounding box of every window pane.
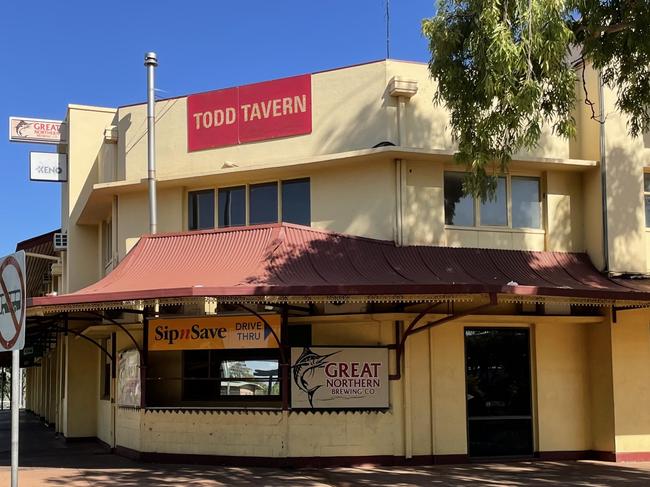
[511,177,541,229]
[282,178,310,226]
[644,173,650,193]
[188,190,215,230]
[218,186,246,227]
[220,360,279,379]
[480,177,507,226]
[249,182,278,225]
[221,360,279,396]
[645,195,650,228]
[183,350,210,378]
[444,172,474,226]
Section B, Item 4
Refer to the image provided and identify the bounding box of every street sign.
[0,251,26,352]
[29,152,68,182]
[9,117,67,144]
[0,251,26,487]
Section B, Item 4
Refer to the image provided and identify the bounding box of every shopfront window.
[181,350,280,403]
[217,186,246,228]
[188,189,215,230]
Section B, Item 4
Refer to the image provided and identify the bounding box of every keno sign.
[30,152,68,182]
[0,252,26,352]
[291,347,389,409]
[187,74,312,151]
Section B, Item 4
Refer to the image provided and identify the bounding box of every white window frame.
[444,172,543,231]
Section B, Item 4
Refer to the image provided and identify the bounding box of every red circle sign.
[0,256,26,350]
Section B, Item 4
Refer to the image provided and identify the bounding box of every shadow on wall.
[605,145,646,273]
[299,77,454,156]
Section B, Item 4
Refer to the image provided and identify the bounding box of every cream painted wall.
[116,187,183,260]
[535,322,591,452]
[118,61,394,182]
[65,106,117,292]
[610,309,650,453]
[602,85,650,273]
[65,333,99,438]
[311,159,396,240]
[430,323,468,455]
[404,161,445,245]
[587,320,615,452]
[546,171,585,252]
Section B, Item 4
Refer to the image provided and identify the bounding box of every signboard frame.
[187,74,312,152]
[117,348,141,408]
[9,116,67,144]
[148,314,281,351]
[290,346,390,410]
[29,152,68,182]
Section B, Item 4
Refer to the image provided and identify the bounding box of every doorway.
[464,328,533,457]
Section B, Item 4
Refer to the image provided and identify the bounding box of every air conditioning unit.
[53,232,68,251]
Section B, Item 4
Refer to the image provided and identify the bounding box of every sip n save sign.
[187,74,312,151]
[0,252,26,352]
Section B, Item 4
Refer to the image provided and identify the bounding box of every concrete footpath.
[2,411,650,486]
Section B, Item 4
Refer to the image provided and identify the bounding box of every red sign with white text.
[187,74,312,151]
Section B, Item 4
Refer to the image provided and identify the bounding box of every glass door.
[464,328,533,457]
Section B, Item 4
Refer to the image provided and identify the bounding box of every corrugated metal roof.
[30,223,650,308]
[16,229,60,298]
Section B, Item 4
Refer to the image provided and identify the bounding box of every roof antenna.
[385,0,390,59]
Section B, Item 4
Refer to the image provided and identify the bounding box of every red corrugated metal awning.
[29,223,650,310]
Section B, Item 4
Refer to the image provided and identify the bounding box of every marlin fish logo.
[293,347,337,407]
[15,120,31,136]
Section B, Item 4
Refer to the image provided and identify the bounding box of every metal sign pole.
[11,350,19,487]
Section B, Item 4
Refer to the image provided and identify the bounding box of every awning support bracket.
[389,294,497,380]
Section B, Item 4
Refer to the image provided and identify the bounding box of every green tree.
[423,0,650,200]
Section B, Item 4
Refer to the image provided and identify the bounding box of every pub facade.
[22,59,650,465]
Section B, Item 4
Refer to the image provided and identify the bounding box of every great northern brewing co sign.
[291,347,389,409]
[187,74,312,151]
[9,117,67,144]
[148,315,281,351]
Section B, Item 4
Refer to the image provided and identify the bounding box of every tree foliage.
[423,0,650,200]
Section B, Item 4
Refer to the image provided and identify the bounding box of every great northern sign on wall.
[148,315,281,351]
[187,74,312,151]
[291,347,389,409]
[9,117,67,144]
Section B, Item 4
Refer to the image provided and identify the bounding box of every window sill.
[445,225,545,234]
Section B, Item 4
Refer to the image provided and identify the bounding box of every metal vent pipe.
[144,52,158,235]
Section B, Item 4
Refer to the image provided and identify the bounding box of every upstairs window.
[188,189,215,230]
[282,178,311,226]
[479,176,507,226]
[190,178,311,230]
[444,172,475,226]
[444,172,541,229]
[512,177,541,229]
[249,182,278,225]
[218,186,246,228]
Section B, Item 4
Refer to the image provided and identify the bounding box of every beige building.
[21,59,650,465]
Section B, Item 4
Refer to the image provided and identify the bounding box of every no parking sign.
[0,251,26,352]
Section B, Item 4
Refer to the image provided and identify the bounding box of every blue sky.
[0,0,434,256]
